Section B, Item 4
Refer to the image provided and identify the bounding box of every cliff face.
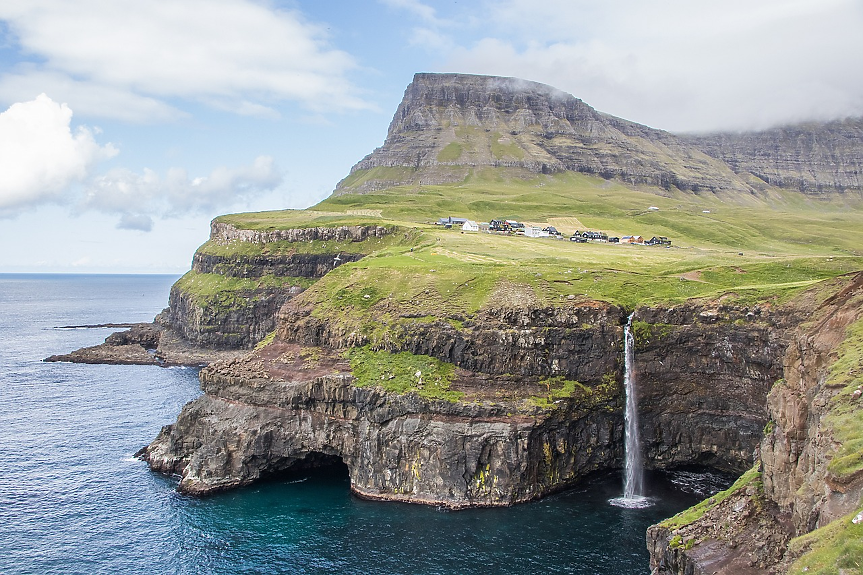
[684,118,863,196]
[142,343,622,506]
[336,73,752,195]
[141,294,798,508]
[159,222,390,349]
[635,304,794,474]
[647,273,863,574]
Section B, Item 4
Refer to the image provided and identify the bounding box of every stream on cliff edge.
[0,274,732,574]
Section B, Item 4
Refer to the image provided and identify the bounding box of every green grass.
[254,330,277,350]
[173,271,315,313]
[346,346,462,402]
[529,377,590,409]
[788,507,863,575]
[437,142,463,162]
[491,132,525,160]
[658,465,762,531]
[824,317,863,481]
[190,170,862,351]
[335,166,416,192]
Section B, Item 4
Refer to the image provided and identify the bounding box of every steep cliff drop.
[647,272,863,574]
[610,313,651,509]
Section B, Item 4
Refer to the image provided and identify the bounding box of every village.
[435,216,672,247]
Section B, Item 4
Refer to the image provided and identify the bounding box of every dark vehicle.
[570,235,587,243]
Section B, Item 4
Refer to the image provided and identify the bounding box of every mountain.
[683,117,863,196]
[335,73,863,200]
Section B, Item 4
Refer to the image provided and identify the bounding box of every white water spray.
[610,313,652,508]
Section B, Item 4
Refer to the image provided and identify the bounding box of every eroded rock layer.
[141,295,799,508]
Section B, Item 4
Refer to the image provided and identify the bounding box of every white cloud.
[0,94,117,216]
[83,155,283,219]
[0,94,282,227]
[441,0,863,131]
[116,214,154,232]
[379,0,443,25]
[0,70,184,123]
[0,0,370,121]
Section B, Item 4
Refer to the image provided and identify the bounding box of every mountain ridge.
[334,73,863,200]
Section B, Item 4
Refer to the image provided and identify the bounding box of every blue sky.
[1,0,861,273]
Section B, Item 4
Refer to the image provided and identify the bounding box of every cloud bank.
[0,95,282,226]
[84,156,283,221]
[0,0,369,122]
[0,94,116,215]
[394,0,863,132]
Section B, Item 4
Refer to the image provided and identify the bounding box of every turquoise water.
[0,274,729,574]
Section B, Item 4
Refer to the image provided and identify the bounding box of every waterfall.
[610,313,652,508]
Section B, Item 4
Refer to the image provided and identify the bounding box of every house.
[581,230,608,242]
[646,236,671,246]
[620,235,644,244]
[608,236,620,243]
[525,226,549,238]
[542,226,562,236]
[437,216,468,228]
[570,234,587,243]
[462,220,479,232]
[478,222,490,232]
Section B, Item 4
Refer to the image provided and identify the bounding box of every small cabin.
[462,220,479,232]
[646,236,672,246]
[438,216,468,227]
[525,226,549,238]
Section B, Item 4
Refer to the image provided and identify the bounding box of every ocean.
[0,274,729,574]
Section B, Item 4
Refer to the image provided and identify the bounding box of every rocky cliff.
[647,273,863,574]
[335,73,752,195]
[158,222,391,350]
[684,118,863,197]
[141,289,801,508]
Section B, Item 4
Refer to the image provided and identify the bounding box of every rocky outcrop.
[647,273,863,574]
[634,304,795,474]
[161,282,301,349]
[158,223,392,350]
[140,341,623,507]
[192,252,364,279]
[44,322,249,366]
[209,222,392,245]
[684,118,863,196]
[335,73,752,195]
[142,292,805,508]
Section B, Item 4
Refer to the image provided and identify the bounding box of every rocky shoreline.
[44,321,247,367]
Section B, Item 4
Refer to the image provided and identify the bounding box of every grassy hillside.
[210,171,861,325]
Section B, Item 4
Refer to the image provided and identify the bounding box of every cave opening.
[265,451,350,486]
